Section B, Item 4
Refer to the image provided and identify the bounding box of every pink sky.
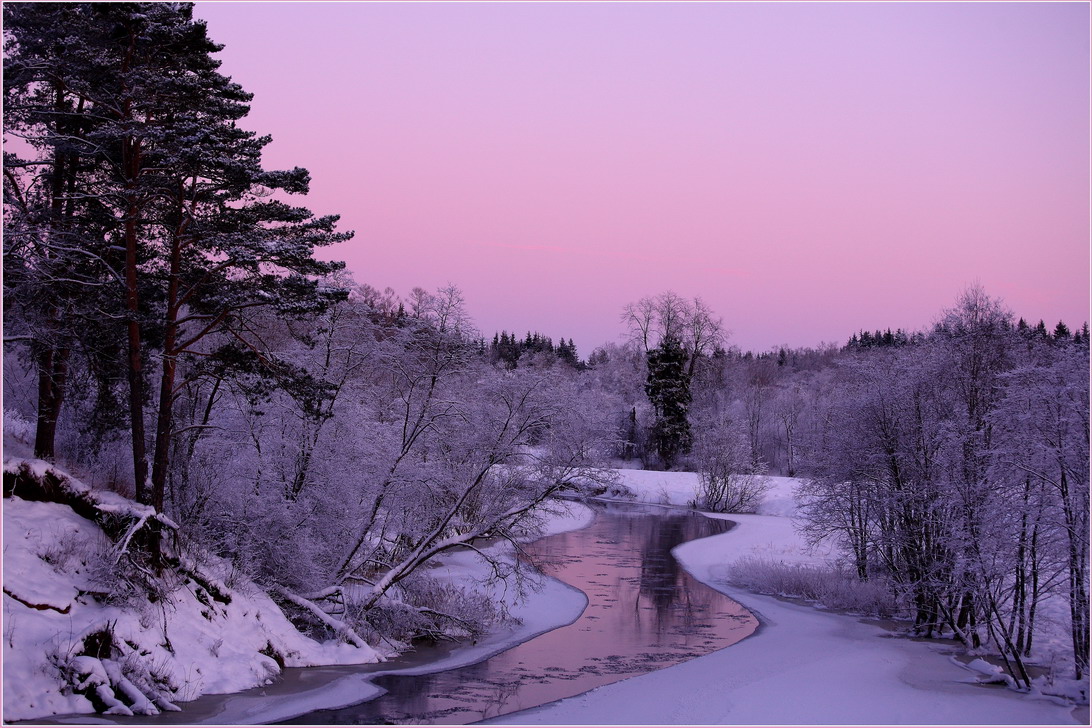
[194,2,1089,354]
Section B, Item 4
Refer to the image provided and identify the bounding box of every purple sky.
[194,2,1089,354]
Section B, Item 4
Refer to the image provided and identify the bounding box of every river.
[284,500,757,724]
[51,500,757,725]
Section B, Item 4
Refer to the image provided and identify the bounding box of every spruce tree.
[645,336,692,468]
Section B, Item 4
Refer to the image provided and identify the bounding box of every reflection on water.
[287,501,758,725]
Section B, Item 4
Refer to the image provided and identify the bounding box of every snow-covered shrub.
[182,427,354,595]
[36,531,86,572]
[691,472,770,513]
[726,556,904,618]
[82,535,175,607]
[561,469,633,500]
[598,479,636,500]
[3,408,33,446]
[691,418,769,513]
[347,576,503,645]
[35,528,148,607]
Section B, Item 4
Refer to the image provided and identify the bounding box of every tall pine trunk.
[150,231,183,516]
[33,346,69,459]
[124,192,149,504]
[32,87,78,460]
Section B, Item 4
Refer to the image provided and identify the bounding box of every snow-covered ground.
[1,458,395,722]
[492,470,1084,725]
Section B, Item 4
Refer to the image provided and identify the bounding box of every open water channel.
[288,501,757,724]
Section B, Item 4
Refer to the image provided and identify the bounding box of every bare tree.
[692,416,768,513]
[621,296,658,353]
[772,380,807,476]
[621,291,724,364]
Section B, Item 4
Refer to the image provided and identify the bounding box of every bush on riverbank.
[726,556,903,618]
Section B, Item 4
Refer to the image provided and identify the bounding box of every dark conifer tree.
[3,3,126,460]
[645,336,692,468]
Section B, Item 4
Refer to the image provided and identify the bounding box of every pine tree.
[557,337,579,367]
[4,4,351,549]
[3,3,128,460]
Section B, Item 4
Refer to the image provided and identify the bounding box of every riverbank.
[14,465,1084,724]
[112,501,596,725]
[1,457,394,723]
[25,490,595,725]
[491,470,1083,725]
[2,455,594,724]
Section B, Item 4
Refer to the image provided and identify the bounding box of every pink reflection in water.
[297,502,758,725]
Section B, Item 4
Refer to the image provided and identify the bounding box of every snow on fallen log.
[70,656,134,716]
[101,659,158,715]
[957,657,1017,687]
[271,585,368,649]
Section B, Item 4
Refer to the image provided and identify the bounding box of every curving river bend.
[285,500,758,724]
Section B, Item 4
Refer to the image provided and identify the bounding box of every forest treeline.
[3,1,1088,692]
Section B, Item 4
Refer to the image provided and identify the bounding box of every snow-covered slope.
[69,502,596,725]
[2,458,383,722]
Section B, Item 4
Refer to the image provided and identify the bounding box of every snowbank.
[2,459,384,722]
[614,468,799,518]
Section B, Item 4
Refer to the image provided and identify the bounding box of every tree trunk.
[124,192,149,504]
[1059,468,1090,679]
[147,222,187,564]
[33,346,69,460]
[32,87,78,460]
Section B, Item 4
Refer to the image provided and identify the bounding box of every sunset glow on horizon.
[194,1,1090,354]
